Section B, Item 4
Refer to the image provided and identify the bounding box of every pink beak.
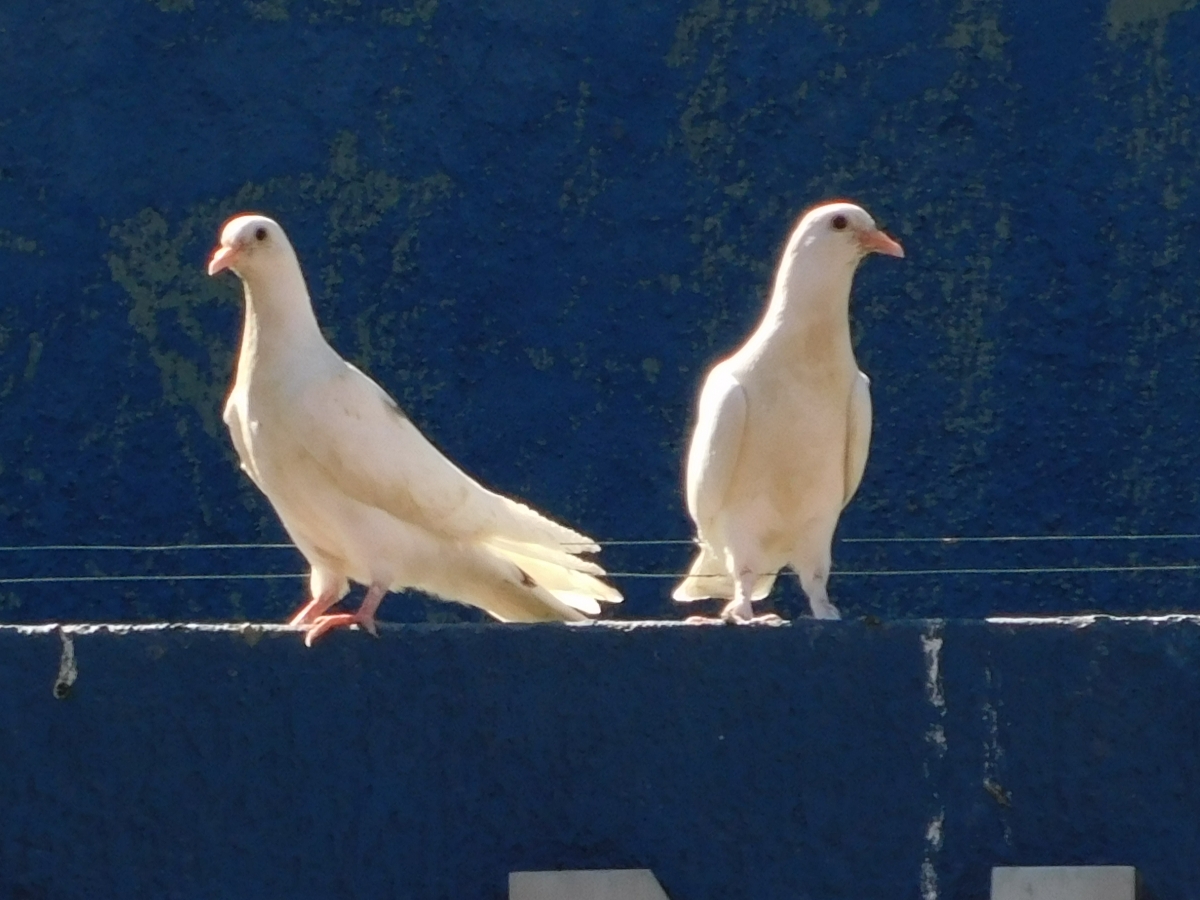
[858,228,905,258]
[207,245,237,276]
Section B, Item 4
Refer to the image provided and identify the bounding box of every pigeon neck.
[237,268,326,366]
[241,264,324,338]
[760,258,856,340]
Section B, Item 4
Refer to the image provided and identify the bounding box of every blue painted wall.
[2,619,1198,899]
[3,0,1200,622]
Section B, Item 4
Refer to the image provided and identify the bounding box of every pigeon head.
[207,214,294,279]
[790,201,905,265]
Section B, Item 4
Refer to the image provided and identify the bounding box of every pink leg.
[288,588,341,626]
[303,584,387,647]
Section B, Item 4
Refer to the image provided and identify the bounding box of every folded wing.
[289,361,619,612]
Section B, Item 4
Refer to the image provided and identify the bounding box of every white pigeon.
[207,214,622,645]
[672,200,904,622]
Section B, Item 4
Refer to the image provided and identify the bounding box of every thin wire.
[839,533,1200,544]
[6,533,1200,553]
[611,563,1200,578]
[0,573,304,585]
[0,543,295,552]
[2,561,1200,588]
[843,563,1200,576]
[0,540,692,552]
[585,539,697,546]
[3,562,1200,585]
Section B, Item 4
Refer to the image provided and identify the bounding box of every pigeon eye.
[255,227,267,242]
[831,214,848,231]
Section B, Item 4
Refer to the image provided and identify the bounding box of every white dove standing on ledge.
[673,201,904,623]
[208,214,621,645]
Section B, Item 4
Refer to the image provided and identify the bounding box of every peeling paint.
[921,625,945,710]
[920,811,945,900]
[920,622,947,899]
[53,629,77,699]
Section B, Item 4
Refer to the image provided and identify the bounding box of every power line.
[0,543,296,553]
[4,563,1200,586]
[611,563,1200,578]
[5,533,1200,553]
[0,573,303,585]
[841,563,1200,576]
[839,533,1200,544]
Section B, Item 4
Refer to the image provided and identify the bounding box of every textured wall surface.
[2,618,1199,899]
[3,0,1200,623]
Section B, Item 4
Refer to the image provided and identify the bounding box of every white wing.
[685,366,748,528]
[842,370,872,507]
[291,360,596,552]
[222,397,266,492]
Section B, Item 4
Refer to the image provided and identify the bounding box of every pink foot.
[303,610,379,647]
[288,597,325,626]
[301,583,387,648]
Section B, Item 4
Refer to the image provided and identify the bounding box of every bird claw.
[683,608,788,626]
[301,611,379,647]
[683,614,728,625]
[718,598,754,623]
[720,612,786,626]
[745,613,786,626]
[719,597,790,624]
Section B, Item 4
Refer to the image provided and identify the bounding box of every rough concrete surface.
[2,618,1198,899]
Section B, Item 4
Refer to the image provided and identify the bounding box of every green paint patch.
[381,0,438,26]
[0,230,40,255]
[1107,0,1197,36]
[246,0,290,20]
[526,347,555,371]
[943,0,1009,62]
[642,357,662,383]
[244,0,438,24]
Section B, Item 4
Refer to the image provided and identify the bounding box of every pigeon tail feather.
[672,543,776,602]
[486,544,622,615]
[494,495,599,553]
[420,546,593,623]
[486,535,605,576]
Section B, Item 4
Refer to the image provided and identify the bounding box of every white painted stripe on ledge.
[1,615,1199,639]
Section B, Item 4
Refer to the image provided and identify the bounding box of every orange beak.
[207,244,237,276]
[858,228,905,258]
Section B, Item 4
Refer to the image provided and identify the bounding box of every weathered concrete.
[1,618,1198,899]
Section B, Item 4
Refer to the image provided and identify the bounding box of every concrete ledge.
[2,617,1197,899]
[6,611,1200,636]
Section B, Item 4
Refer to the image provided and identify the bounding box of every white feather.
[213,214,622,631]
[673,201,902,621]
